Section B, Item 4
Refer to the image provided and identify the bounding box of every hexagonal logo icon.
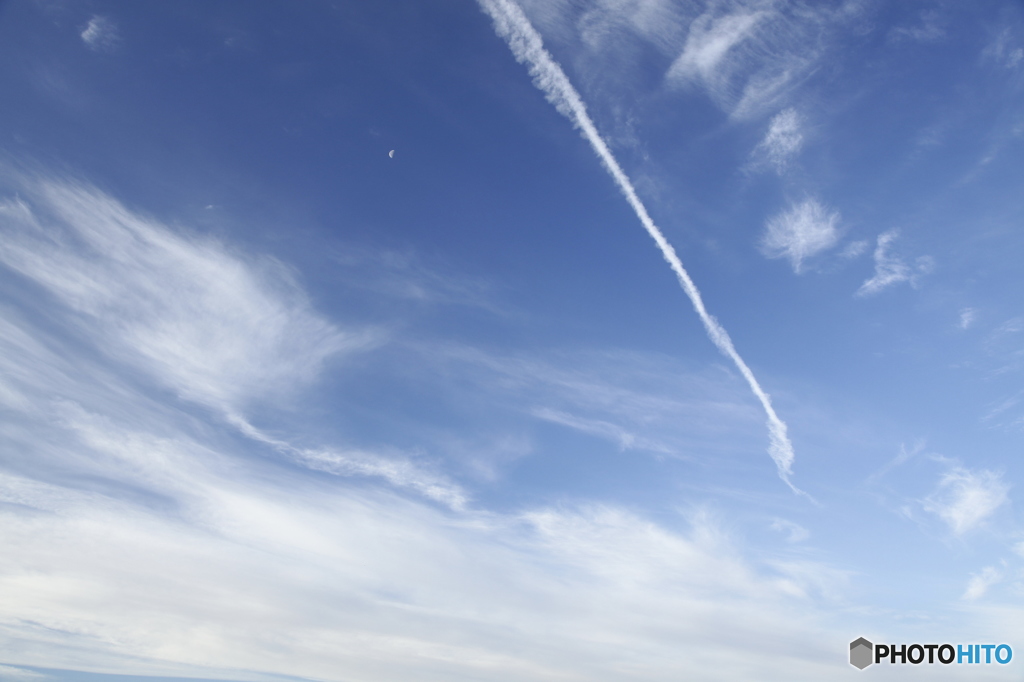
[850,637,873,669]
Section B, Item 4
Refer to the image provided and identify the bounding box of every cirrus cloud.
[760,199,840,273]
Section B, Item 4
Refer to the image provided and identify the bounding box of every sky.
[1,0,1024,680]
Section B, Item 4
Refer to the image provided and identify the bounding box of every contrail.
[478,0,801,491]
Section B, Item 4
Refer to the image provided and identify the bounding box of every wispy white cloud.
[0,429,845,681]
[959,307,977,330]
[0,665,48,682]
[663,1,854,119]
[868,440,926,483]
[0,299,841,679]
[766,559,850,601]
[0,176,371,416]
[331,246,502,313]
[402,343,769,481]
[839,239,869,259]
[668,8,766,85]
[923,466,1009,536]
[750,108,804,172]
[478,0,801,491]
[770,518,809,543]
[888,10,945,44]
[531,406,673,454]
[515,0,861,133]
[0,171,470,508]
[856,230,933,296]
[982,28,1024,69]
[964,565,1003,600]
[80,15,119,52]
[234,417,468,510]
[572,0,690,55]
[760,199,840,273]
[983,318,1024,379]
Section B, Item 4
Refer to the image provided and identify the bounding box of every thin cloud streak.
[232,416,468,510]
[531,406,674,454]
[478,0,801,490]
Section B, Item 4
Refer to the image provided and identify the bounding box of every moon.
[388,149,395,158]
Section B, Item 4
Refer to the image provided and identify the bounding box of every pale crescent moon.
[388,149,395,158]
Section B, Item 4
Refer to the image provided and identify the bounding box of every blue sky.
[1,0,1024,680]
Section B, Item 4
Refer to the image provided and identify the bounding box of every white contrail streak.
[478,0,801,491]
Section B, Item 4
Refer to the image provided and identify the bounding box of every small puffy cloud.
[856,230,933,296]
[923,466,1009,535]
[963,565,1002,600]
[760,199,840,273]
[80,16,119,52]
[751,108,803,172]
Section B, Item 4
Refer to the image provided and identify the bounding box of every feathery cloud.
[515,1,860,122]
[0,383,844,682]
[80,16,119,52]
[923,466,1009,535]
[531,406,673,454]
[982,28,1024,69]
[963,565,1002,600]
[856,230,933,296]
[770,518,810,543]
[668,8,766,84]
[331,246,499,312]
[888,10,946,44]
[959,308,977,330]
[761,199,840,273]
[750,108,804,172]
[0,239,842,678]
[0,171,467,507]
[0,665,48,681]
[233,417,468,510]
[0,483,846,680]
[839,239,869,259]
[478,0,800,490]
[0,176,369,416]
[663,2,846,119]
